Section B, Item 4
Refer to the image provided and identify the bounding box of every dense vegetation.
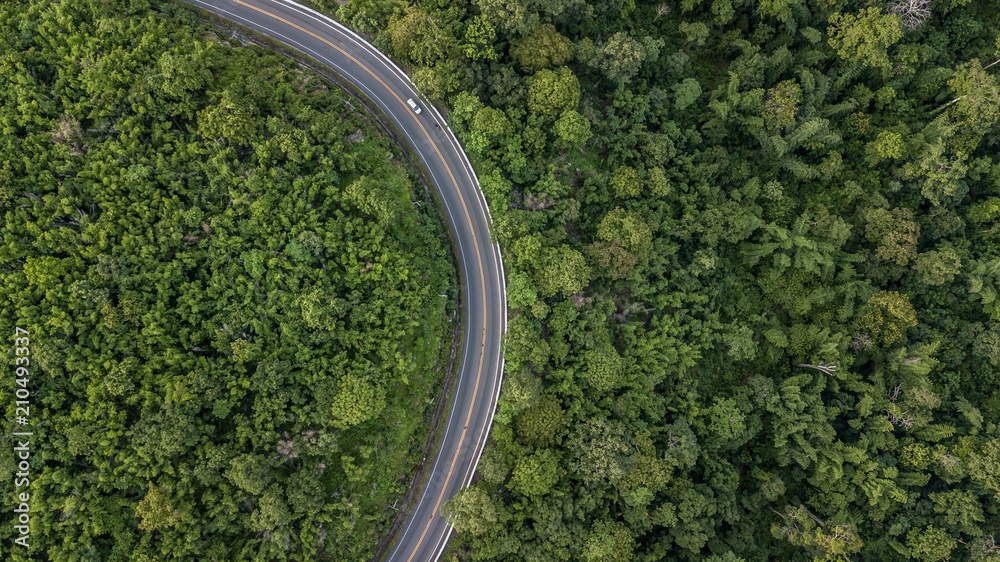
[0,0,456,559]
[309,0,1000,560]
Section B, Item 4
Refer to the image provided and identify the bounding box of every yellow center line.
[227,2,491,559]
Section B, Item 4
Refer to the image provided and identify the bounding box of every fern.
[834,62,863,92]
[897,471,931,487]
[798,67,816,93]
[781,156,819,179]
[770,135,789,159]
[743,242,782,265]
[838,294,856,323]
[800,27,822,44]
[919,114,953,144]
[790,447,813,469]
[954,396,983,430]
[912,423,956,442]
[727,71,741,100]
[786,118,826,149]
[812,73,832,108]
[823,100,857,117]
[969,275,984,294]
[709,99,732,120]
[738,115,766,131]
[766,46,793,82]
[798,49,828,67]
[979,284,997,306]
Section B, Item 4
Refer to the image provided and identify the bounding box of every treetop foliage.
[0,1,456,559]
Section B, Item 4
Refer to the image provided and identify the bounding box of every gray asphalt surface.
[178,1,507,560]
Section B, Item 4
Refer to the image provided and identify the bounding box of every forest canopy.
[300,0,1000,559]
[0,0,455,560]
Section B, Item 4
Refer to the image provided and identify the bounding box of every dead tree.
[886,0,932,30]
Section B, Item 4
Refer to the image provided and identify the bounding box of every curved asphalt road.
[178,1,507,560]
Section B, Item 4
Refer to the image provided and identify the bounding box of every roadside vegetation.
[0,1,456,560]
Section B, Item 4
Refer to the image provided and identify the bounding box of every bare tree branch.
[886,0,932,30]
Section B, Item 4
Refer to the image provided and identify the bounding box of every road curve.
[178,1,507,560]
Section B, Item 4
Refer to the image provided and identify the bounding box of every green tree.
[515,394,567,447]
[678,21,711,47]
[468,106,514,154]
[463,15,499,61]
[865,207,919,266]
[251,484,294,531]
[386,6,455,66]
[945,59,1000,134]
[197,89,258,145]
[854,291,918,346]
[527,67,581,119]
[930,489,985,535]
[583,344,625,392]
[554,109,592,147]
[914,247,962,286]
[507,270,540,310]
[771,506,863,561]
[968,536,1000,562]
[329,374,386,428]
[135,482,180,532]
[568,418,635,484]
[413,62,461,101]
[510,23,574,73]
[907,526,957,562]
[537,245,591,297]
[477,445,510,484]
[591,32,645,85]
[673,78,702,111]
[763,79,802,131]
[581,520,635,562]
[610,166,642,198]
[156,44,218,99]
[474,0,533,35]
[870,130,903,159]
[708,397,747,441]
[827,8,904,69]
[967,439,1000,501]
[596,207,652,259]
[441,484,499,536]
[510,449,561,497]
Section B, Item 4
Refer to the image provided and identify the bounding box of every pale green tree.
[907,526,957,562]
[827,8,903,69]
[510,23,574,73]
[854,291,918,346]
[914,247,962,286]
[865,207,919,266]
[946,59,1000,133]
[610,166,642,198]
[673,78,702,110]
[463,15,499,61]
[537,245,590,297]
[527,66,580,119]
[581,520,635,562]
[329,374,385,429]
[510,449,561,497]
[554,109,592,147]
[591,32,645,85]
[473,0,533,35]
[440,484,498,536]
[763,79,801,131]
[135,482,180,532]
